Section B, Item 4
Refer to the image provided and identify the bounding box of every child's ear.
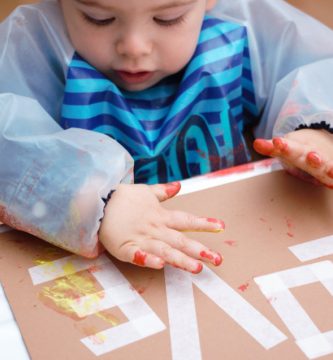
[205,0,217,11]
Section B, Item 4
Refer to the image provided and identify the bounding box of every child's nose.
[116,32,152,59]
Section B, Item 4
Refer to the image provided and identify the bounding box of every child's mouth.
[116,70,154,84]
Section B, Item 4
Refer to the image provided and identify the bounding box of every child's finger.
[119,247,165,270]
[159,228,223,266]
[253,138,275,156]
[306,151,322,169]
[143,240,204,274]
[165,210,225,233]
[272,139,333,187]
[149,182,181,202]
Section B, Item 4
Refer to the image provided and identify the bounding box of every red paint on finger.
[164,182,181,198]
[206,217,225,230]
[200,250,223,266]
[200,250,214,261]
[306,152,322,168]
[272,137,288,153]
[253,139,274,155]
[191,262,203,274]
[214,253,223,266]
[133,250,147,266]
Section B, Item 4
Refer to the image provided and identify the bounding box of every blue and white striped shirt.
[61,17,257,184]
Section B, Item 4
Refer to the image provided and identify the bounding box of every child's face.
[60,0,216,91]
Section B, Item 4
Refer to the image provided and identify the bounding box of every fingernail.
[133,250,147,266]
[307,152,322,168]
[206,217,225,232]
[165,182,181,197]
[253,139,273,155]
[191,262,203,274]
[200,250,223,266]
[214,253,223,266]
[156,259,165,269]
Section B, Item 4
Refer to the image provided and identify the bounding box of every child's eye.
[154,16,185,27]
[82,13,115,27]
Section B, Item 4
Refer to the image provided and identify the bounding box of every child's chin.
[119,83,152,92]
[119,78,159,92]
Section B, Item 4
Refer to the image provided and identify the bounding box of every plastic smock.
[0,0,333,257]
[61,17,256,184]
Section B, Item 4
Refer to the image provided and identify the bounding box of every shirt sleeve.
[0,1,134,258]
[211,0,333,138]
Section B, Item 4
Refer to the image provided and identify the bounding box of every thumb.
[149,181,181,202]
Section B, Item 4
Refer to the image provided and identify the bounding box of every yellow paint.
[62,260,76,276]
[38,266,119,327]
[39,272,102,320]
[96,311,118,326]
[89,332,107,345]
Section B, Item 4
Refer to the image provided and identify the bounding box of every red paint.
[328,169,333,179]
[272,137,289,153]
[192,262,203,274]
[285,217,294,237]
[253,139,274,156]
[88,265,102,273]
[0,205,42,239]
[170,263,187,271]
[238,282,250,292]
[206,158,275,179]
[214,253,223,266]
[165,182,181,198]
[206,218,225,230]
[224,240,237,247]
[285,217,294,238]
[133,250,147,266]
[306,152,322,169]
[285,217,292,227]
[200,250,214,261]
[196,149,207,159]
[130,285,147,295]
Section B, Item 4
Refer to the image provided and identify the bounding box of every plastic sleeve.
[0,93,134,258]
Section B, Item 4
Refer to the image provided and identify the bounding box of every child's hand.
[99,182,224,274]
[253,129,333,188]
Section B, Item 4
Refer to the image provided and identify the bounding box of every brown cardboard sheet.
[287,0,333,29]
[0,1,36,21]
[0,170,333,359]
